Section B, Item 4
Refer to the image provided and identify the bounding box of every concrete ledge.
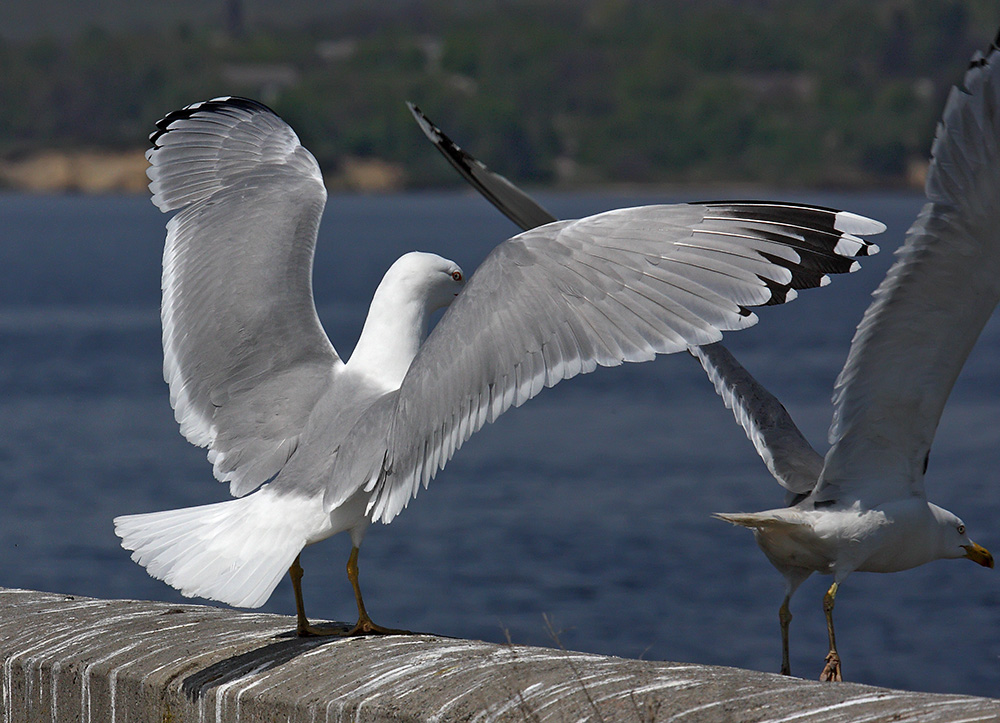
[1,588,997,722]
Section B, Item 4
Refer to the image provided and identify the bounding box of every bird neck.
[347,281,430,389]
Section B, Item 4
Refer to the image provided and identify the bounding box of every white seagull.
[114,96,882,636]
[407,37,1000,682]
[697,30,1000,682]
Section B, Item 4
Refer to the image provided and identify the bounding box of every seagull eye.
[451,271,463,282]
[957,524,966,535]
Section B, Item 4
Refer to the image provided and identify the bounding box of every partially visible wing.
[691,343,822,495]
[407,102,558,230]
[148,96,342,497]
[326,201,883,522]
[819,33,1000,506]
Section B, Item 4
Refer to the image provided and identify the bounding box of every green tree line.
[0,0,996,188]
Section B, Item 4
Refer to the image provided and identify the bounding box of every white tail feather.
[114,488,325,608]
[714,511,805,532]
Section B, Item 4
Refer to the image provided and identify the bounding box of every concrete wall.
[1,587,997,722]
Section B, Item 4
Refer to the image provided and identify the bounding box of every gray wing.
[326,202,883,522]
[691,343,822,495]
[817,35,1000,506]
[148,97,342,497]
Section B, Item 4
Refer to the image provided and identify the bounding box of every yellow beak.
[963,542,994,568]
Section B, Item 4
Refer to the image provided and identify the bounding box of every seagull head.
[384,251,466,312]
[930,505,994,568]
[348,252,467,385]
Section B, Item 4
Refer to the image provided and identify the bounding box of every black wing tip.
[693,201,884,304]
[149,96,276,146]
[757,273,801,305]
[406,102,477,166]
[966,25,1000,72]
[697,201,883,233]
[406,101,438,139]
[696,200,882,261]
[697,199,844,213]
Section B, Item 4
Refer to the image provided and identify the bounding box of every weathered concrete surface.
[1,587,997,723]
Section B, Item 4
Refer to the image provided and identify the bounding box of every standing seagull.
[699,29,1000,682]
[115,96,882,636]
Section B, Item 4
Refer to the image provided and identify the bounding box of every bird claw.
[295,619,411,638]
[345,620,412,636]
[819,651,842,682]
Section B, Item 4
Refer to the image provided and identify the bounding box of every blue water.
[1,190,998,698]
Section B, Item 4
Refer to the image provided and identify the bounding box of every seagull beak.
[962,542,994,568]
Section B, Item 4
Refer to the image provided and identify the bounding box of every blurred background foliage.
[0,0,997,189]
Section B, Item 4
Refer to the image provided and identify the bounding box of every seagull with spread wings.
[703,31,1000,681]
[407,28,1000,682]
[114,96,882,637]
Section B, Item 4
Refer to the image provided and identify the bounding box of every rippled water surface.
[1,190,998,697]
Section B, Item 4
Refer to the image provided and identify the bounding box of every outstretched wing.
[818,34,1000,506]
[148,96,342,497]
[327,201,883,522]
[691,343,822,496]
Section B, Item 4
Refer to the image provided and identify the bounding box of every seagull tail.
[713,511,803,532]
[114,488,318,609]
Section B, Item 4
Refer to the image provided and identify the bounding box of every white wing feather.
[819,40,1000,505]
[691,343,822,494]
[149,97,342,497]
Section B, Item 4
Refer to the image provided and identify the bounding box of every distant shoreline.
[0,147,929,195]
[0,149,150,194]
[0,149,412,194]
